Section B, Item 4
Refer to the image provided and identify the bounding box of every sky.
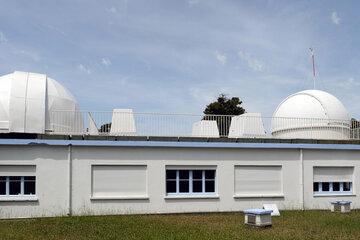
[0,0,359,118]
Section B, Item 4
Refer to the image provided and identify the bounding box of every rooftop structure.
[0,71,358,141]
[272,90,351,140]
[0,71,82,134]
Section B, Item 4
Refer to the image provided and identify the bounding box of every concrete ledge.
[90,196,149,200]
[234,194,284,198]
[3,133,358,145]
[0,196,38,202]
[1,138,360,151]
[164,195,219,200]
[313,193,356,197]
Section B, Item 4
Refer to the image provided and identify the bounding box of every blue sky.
[0,0,359,118]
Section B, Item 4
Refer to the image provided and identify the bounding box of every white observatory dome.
[0,71,83,134]
[271,90,350,140]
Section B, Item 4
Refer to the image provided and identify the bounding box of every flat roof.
[0,135,360,150]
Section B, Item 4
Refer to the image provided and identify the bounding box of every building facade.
[0,138,359,219]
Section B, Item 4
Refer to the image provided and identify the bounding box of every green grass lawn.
[1,211,360,240]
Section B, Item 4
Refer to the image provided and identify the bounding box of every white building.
[0,71,359,219]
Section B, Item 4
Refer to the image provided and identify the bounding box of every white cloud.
[107,6,117,13]
[331,11,340,25]
[188,0,200,6]
[77,64,91,74]
[12,49,41,62]
[189,85,231,105]
[101,58,112,66]
[341,77,360,87]
[106,1,128,15]
[238,51,263,72]
[0,31,8,43]
[214,51,227,65]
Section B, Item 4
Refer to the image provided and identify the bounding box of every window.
[0,177,6,195]
[313,182,352,195]
[313,167,354,196]
[166,169,216,195]
[0,176,36,196]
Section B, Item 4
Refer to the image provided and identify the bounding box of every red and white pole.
[309,48,316,89]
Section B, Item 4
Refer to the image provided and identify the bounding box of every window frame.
[165,169,217,197]
[0,176,36,199]
[313,182,353,196]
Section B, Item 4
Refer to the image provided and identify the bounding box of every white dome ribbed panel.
[0,74,12,129]
[273,90,350,120]
[0,71,83,134]
[271,90,350,140]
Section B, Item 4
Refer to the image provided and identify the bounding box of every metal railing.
[47,110,360,140]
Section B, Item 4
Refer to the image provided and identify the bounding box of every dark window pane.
[10,176,21,181]
[9,177,21,195]
[322,182,330,192]
[313,182,319,192]
[205,180,215,192]
[193,170,202,180]
[24,181,35,195]
[205,170,215,179]
[24,176,35,181]
[0,176,6,181]
[179,170,189,180]
[166,170,176,180]
[166,180,176,193]
[343,182,352,192]
[179,180,189,193]
[193,180,202,193]
[0,181,5,195]
[333,182,340,191]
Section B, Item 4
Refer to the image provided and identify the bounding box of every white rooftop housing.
[191,120,219,138]
[0,71,82,134]
[228,113,266,138]
[110,109,137,136]
[271,90,350,140]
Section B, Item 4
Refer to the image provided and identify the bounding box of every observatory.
[0,71,82,134]
[271,90,351,140]
[0,71,360,220]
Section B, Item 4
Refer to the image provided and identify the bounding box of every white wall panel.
[235,165,282,195]
[9,71,28,132]
[92,165,147,198]
[313,166,353,182]
[0,165,35,176]
[8,72,46,133]
[24,73,46,133]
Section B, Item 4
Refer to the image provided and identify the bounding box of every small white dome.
[0,71,83,134]
[272,90,350,140]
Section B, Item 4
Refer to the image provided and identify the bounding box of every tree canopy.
[203,94,245,137]
[203,94,245,116]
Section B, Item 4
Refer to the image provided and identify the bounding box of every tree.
[203,94,245,136]
[99,123,111,133]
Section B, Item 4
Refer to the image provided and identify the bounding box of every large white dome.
[271,90,351,140]
[0,71,83,134]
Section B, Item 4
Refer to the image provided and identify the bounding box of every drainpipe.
[299,148,305,210]
[68,144,73,216]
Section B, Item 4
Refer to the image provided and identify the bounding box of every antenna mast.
[309,48,316,89]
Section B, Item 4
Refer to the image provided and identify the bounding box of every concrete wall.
[71,147,301,215]
[0,141,359,219]
[0,146,69,218]
[303,149,360,209]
